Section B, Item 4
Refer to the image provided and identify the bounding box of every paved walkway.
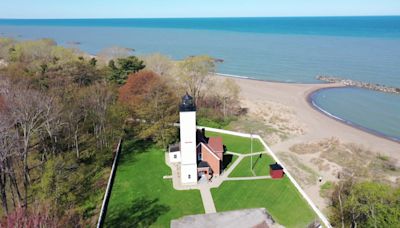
[199,185,216,213]
[164,150,271,214]
[226,176,271,181]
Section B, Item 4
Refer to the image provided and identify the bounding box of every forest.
[0,38,241,226]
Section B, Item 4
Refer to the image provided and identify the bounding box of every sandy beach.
[217,75,400,210]
[231,77,400,157]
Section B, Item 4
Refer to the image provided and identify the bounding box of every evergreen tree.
[108,56,145,85]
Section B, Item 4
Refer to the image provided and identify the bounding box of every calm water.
[1,17,400,140]
[311,88,400,141]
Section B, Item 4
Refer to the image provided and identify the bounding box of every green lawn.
[205,131,265,154]
[211,178,316,228]
[105,140,204,227]
[229,154,275,177]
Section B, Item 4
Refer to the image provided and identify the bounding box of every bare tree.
[0,105,21,212]
[86,82,114,150]
[178,55,215,104]
[4,85,50,207]
[41,97,62,155]
[142,53,174,77]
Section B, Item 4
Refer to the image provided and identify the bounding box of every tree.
[108,56,145,85]
[330,179,400,228]
[119,71,179,147]
[64,60,101,86]
[0,114,18,213]
[2,84,53,208]
[0,39,125,226]
[142,53,174,77]
[0,38,16,60]
[7,39,56,68]
[1,203,58,228]
[84,82,116,150]
[216,78,241,119]
[89,57,97,66]
[178,55,215,104]
[0,83,22,212]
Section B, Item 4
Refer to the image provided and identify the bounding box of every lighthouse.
[179,93,198,185]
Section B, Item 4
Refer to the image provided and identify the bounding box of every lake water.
[311,87,400,141]
[1,17,400,140]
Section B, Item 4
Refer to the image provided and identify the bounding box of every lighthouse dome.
[180,93,196,112]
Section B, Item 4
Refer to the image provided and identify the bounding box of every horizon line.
[1,15,400,20]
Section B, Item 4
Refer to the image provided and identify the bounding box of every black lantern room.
[180,93,196,112]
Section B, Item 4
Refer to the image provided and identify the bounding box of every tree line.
[0,38,242,226]
[329,177,400,228]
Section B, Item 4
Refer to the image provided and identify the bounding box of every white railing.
[200,126,332,228]
[96,139,123,228]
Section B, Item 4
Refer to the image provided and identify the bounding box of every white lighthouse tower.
[179,93,198,185]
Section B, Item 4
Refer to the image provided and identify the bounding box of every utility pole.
[250,132,253,171]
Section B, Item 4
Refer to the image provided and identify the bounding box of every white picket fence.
[198,126,332,228]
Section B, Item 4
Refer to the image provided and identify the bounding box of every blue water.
[311,88,400,141]
[1,17,400,140]
[1,17,400,38]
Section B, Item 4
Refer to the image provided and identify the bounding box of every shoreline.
[307,87,400,144]
[217,73,400,144]
[218,73,400,211]
[216,73,328,85]
[217,73,400,160]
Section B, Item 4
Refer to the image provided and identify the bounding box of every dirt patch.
[236,99,306,145]
[289,138,339,155]
[289,138,400,183]
[310,157,331,172]
[278,152,319,186]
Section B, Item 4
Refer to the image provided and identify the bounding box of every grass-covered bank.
[104,140,204,227]
[211,178,316,228]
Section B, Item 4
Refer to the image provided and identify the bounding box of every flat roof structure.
[171,208,283,228]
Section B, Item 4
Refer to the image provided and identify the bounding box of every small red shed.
[269,163,284,179]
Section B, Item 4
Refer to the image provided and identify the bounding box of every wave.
[215,73,251,79]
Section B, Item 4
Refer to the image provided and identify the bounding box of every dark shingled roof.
[198,161,210,168]
[269,163,283,170]
[169,143,180,153]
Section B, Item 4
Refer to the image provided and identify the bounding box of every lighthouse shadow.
[222,154,234,170]
[119,139,154,165]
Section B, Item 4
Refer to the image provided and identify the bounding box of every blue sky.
[1,0,400,19]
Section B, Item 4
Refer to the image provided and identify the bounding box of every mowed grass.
[211,178,316,228]
[205,131,265,154]
[105,140,204,227]
[229,154,275,177]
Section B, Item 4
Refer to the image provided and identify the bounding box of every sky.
[1,0,400,19]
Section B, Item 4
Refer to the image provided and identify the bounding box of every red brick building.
[196,129,224,180]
